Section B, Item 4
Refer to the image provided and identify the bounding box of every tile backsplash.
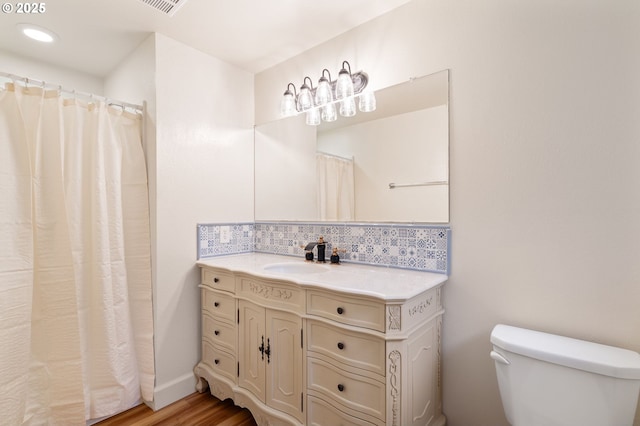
[198,222,255,257]
[198,221,450,275]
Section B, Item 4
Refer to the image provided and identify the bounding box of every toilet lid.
[491,324,640,380]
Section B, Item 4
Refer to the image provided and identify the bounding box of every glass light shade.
[358,91,376,112]
[306,108,321,125]
[321,103,337,122]
[298,88,313,111]
[280,92,296,116]
[335,69,354,100]
[339,98,357,117]
[315,77,333,106]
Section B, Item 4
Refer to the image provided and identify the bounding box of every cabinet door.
[406,320,437,426]
[238,300,266,403]
[266,309,303,422]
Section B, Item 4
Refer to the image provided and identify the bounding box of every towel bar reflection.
[389,181,448,189]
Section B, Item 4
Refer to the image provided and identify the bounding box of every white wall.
[151,33,254,409]
[255,1,640,425]
[104,35,156,117]
[0,50,103,95]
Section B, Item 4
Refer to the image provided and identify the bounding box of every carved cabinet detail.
[195,260,446,426]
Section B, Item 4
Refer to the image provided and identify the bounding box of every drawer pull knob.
[214,302,220,307]
[337,342,345,350]
[214,359,220,365]
[214,330,220,336]
[337,384,345,392]
[337,307,344,315]
[214,278,220,283]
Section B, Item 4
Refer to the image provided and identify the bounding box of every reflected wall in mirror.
[254,69,449,223]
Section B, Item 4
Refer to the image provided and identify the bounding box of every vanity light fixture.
[297,77,314,111]
[280,83,297,117]
[280,60,375,125]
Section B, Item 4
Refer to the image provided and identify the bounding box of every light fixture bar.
[280,60,375,125]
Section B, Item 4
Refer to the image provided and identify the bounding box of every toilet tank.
[490,324,640,426]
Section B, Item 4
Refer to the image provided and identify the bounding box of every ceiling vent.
[137,0,188,17]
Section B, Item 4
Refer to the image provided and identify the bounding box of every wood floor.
[95,391,257,426]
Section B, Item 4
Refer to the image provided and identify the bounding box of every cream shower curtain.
[0,82,154,425]
[316,152,355,221]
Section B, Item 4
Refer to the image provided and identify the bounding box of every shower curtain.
[0,82,154,425]
[316,152,355,221]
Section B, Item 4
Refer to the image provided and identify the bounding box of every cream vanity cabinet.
[195,255,447,426]
[238,300,304,422]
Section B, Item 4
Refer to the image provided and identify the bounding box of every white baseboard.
[149,372,198,411]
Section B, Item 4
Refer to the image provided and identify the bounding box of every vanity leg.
[194,370,209,393]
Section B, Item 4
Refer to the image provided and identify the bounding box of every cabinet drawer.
[308,357,385,421]
[307,320,385,376]
[202,289,236,324]
[203,313,236,354]
[202,340,236,383]
[307,290,385,332]
[202,268,235,293]
[307,395,377,426]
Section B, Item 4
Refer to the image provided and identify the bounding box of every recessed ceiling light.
[17,24,58,43]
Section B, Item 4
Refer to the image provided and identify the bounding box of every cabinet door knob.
[214,278,219,283]
[336,307,344,315]
[214,302,219,307]
[337,384,345,392]
[214,359,220,365]
[214,330,220,336]
[337,342,345,350]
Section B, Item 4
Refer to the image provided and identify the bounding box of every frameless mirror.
[254,69,449,223]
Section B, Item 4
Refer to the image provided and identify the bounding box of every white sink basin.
[263,262,330,274]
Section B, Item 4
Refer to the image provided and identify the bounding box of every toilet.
[490,324,640,426]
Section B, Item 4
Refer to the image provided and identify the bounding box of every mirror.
[254,69,449,223]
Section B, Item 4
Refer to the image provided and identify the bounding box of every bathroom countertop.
[196,253,447,301]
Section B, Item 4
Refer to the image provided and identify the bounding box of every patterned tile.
[197,223,255,259]
[198,221,450,275]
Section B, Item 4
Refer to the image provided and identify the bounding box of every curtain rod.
[389,181,448,189]
[0,71,143,114]
[316,151,354,161]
